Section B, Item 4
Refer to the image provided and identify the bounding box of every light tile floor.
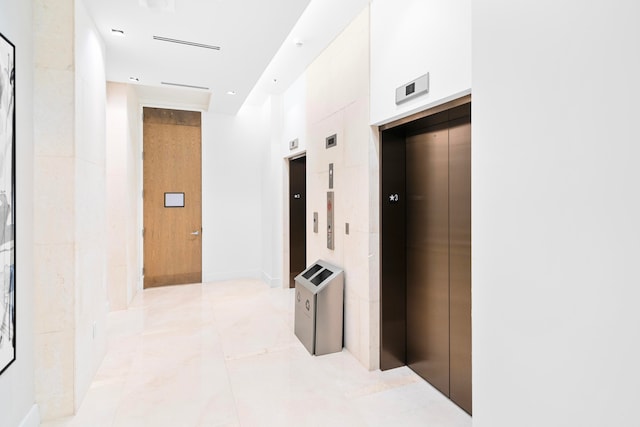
[42,280,472,427]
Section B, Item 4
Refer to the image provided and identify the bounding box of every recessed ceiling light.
[129,77,139,82]
[226,91,236,96]
[111,29,125,37]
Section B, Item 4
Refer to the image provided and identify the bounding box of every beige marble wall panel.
[367,298,381,370]
[343,100,370,169]
[368,231,381,299]
[306,10,370,124]
[34,243,75,335]
[307,112,344,174]
[342,229,370,299]
[35,330,75,419]
[367,125,381,370]
[368,129,380,234]
[33,0,77,418]
[297,7,375,368]
[305,172,345,269]
[343,288,361,361]
[358,298,374,369]
[33,156,75,245]
[33,68,75,157]
[33,0,74,70]
[341,166,369,234]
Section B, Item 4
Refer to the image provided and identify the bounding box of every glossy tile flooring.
[43,280,472,427]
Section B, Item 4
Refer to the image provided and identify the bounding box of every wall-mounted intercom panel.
[395,73,429,104]
[326,134,337,149]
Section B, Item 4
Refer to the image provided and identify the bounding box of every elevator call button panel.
[327,191,334,250]
[329,163,334,189]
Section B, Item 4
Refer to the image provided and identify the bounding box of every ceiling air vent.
[161,81,210,91]
[153,35,221,51]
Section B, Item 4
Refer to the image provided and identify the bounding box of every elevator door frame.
[379,95,472,414]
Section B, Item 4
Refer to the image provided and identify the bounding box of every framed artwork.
[0,31,16,376]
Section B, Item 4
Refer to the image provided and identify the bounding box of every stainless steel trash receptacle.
[294,260,344,356]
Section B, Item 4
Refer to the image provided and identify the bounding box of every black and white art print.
[0,31,16,376]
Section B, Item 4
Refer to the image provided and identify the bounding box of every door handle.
[191,230,200,236]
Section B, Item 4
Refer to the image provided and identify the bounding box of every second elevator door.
[406,115,471,414]
[289,156,307,288]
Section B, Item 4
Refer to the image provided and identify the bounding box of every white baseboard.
[18,404,40,427]
[261,271,283,288]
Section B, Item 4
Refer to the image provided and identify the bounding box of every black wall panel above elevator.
[380,99,472,415]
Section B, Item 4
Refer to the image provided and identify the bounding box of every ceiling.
[83,0,370,114]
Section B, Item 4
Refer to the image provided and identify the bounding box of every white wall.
[279,76,306,288]
[472,1,640,425]
[106,83,141,310]
[261,97,284,287]
[370,0,471,125]
[281,75,307,159]
[0,1,38,426]
[74,1,108,408]
[127,86,143,302]
[106,83,129,310]
[202,105,269,282]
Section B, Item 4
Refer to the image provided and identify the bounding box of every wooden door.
[143,107,202,288]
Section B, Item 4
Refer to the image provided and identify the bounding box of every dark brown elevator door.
[380,99,472,415]
[449,117,472,413]
[405,113,472,414]
[289,156,306,288]
[406,125,451,396]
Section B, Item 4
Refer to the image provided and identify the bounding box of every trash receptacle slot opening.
[302,264,323,279]
[310,268,334,286]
